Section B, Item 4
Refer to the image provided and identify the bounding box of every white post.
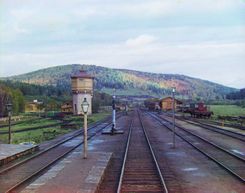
[111,95,116,134]
[172,88,176,148]
[113,96,116,127]
[8,111,11,144]
[84,113,88,159]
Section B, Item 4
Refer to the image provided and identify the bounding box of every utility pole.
[6,103,12,144]
[172,87,176,148]
[111,95,116,134]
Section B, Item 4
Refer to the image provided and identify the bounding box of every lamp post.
[81,98,89,159]
[172,87,176,148]
[6,103,12,144]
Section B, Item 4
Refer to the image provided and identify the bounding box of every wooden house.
[25,100,44,113]
[159,97,182,111]
[61,102,73,113]
[144,98,160,111]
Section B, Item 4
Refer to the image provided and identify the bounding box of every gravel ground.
[143,112,244,193]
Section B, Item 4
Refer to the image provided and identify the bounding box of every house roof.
[71,70,94,79]
[160,97,183,104]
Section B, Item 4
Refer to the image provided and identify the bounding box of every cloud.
[72,8,101,19]
[1,39,244,88]
[125,35,158,47]
[10,8,35,21]
[0,0,244,88]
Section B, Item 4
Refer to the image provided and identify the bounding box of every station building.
[159,97,182,111]
[25,100,44,113]
[61,102,73,113]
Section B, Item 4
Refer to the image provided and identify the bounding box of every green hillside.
[2,64,236,99]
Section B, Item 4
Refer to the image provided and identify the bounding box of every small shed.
[61,102,73,113]
[159,97,182,111]
[25,100,44,113]
[25,102,39,113]
[144,98,160,111]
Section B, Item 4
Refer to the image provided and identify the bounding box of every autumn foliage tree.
[0,83,25,117]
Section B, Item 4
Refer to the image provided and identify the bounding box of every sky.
[0,0,245,88]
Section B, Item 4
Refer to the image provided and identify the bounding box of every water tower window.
[74,104,77,114]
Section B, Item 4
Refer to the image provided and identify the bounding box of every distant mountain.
[2,64,237,100]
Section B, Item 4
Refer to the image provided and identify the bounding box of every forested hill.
[2,64,236,99]
[226,88,245,100]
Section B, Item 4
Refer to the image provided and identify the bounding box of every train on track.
[145,97,213,119]
[182,102,213,118]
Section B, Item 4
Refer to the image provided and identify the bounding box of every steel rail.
[116,119,133,193]
[2,115,119,193]
[179,117,245,142]
[0,117,43,128]
[148,112,245,183]
[163,112,245,140]
[195,118,245,131]
[116,111,168,193]
[0,115,111,175]
[156,113,245,162]
[0,121,69,134]
[138,110,169,193]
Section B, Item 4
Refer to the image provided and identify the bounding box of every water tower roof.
[71,70,94,79]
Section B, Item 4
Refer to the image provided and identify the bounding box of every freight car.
[185,102,213,118]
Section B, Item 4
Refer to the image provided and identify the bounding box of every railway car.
[144,99,160,111]
[187,102,213,118]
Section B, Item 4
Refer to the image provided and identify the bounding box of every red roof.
[71,70,94,79]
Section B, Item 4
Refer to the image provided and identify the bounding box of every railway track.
[0,117,114,193]
[0,117,43,129]
[117,110,168,193]
[148,112,245,183]
[178,116,245,142]
[163,113,245,141]
[196,118,245,131]
[0,117,39,127]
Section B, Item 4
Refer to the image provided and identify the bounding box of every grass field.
[64,112,110,127]
[0,118,61,132]
[0,112,110,144]
[210,105,245,117]
[0,126,72,144]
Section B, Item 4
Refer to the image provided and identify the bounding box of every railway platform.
[0,144,38,166]
[18,126,122,193]
[20,150,112,193]
[17,115,131,193]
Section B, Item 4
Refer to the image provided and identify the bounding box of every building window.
[74,104,77,114]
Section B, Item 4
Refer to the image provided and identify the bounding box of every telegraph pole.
[111,95,116,134]
[6,103,12,144]
[172,87,176,148]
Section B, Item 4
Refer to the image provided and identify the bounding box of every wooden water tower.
[71,70,94,115]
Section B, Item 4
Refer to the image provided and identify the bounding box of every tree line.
[0,80,113,117]
[226,88,245,100]
[0,80,70,117]
[0,82,25,117]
